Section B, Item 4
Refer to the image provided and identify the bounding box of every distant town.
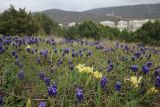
[59,18,159,32]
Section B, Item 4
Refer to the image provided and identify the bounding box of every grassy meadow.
[0,35,160,107]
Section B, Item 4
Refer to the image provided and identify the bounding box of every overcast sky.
[0,0,160,12]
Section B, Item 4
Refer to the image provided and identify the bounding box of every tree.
[0,5,40,36]
[78,20,100,39]
[135,20,160,45]
[98,24,120,40]
[34,13,59,35]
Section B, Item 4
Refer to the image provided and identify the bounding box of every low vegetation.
[0,35,160,106]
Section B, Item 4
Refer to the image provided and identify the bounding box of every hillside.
[35,3,160,25]
[84,3,160,18]
[39,9,119,25]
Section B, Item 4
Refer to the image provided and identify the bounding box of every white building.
[58,24,63,28]
[68,22,76,27]
[100,21,116,28]
[117,20,128,31]
[129,19,149,31]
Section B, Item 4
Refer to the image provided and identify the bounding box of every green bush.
[0,5,40,36]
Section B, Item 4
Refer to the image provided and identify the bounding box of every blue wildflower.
[59,59,62,65]
[79,50,82,53]
[36,57,41,63]
[44,77,50,86]
[116,42,119,49]
[48,84,57,97]
[80,53,83,57]
[72,52,75,57]
[100,77,107,89]
[134,52,141,58]
[15,58,19,65]
[26,47,31,53]
[87,51,92,56]
[107,63,113,72]
[155,67,160,76]
[0,47,4,54]
[142,65,149,74]
[38,101,46,107]
[146,62,153,68]
[18,70,24,80]
[40,50,43,56]
[48,60,52,65]
[39,72,45,80]
[43,50,48,57]
[76,88,84,102]
[31,49,34,54]
[115,81,121,91]
[40,49,48,57]
[64,48,69,54]
[54,48,57,54]
[131,65,138,72]
[155,76,160,88]
[124,45,129,51]
[12,50,16,56]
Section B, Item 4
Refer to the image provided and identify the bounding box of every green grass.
[0,36,160,107]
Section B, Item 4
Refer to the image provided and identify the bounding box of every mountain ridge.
[34,3,160,25]
[83,3,160,18]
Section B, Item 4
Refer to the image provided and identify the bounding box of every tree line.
[0,5,63,36]
[0,5,160,46]
[64,20,160,46]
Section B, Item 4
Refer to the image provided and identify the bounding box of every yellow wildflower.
[76,64,93,73]
[92,71,103,79]
[26,98,31,107]
[76,64,85,70]
[147,87,158,94]
[79,67,93,73]
[26,45,31,49]
[125,76,142,88]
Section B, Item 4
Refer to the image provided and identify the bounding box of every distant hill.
[37,9,119,25]
[35,3,160,25]
[84,3,160,19]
